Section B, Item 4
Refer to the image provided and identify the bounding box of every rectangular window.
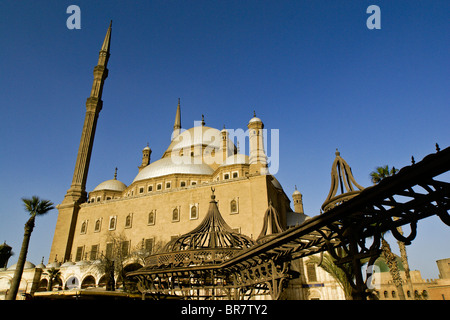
[139,187,144,194]
[180,181,186,187]
[121,241,129,257]
[166,182,171,189]
[145,238,154,254]
[75,246,84,262]
[90,245,99,260]
[232,171,239,178]
[148,185,153,192]
[307,263,317,282]
[105,243,113,259]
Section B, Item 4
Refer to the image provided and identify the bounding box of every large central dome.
[132,156,214,183]
[163,126,235,156]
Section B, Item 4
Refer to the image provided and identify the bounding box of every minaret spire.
[172,98,182,140]
[65,22,112,201]
[51,22,112,263]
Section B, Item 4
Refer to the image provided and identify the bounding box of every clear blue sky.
[1,1,448,279]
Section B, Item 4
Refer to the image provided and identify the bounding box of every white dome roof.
[220,154,249,167]
[46,261,61,268]
[133,157,214,183]
[61,261,76,267]
[93,179,127,192]
[8,261,36,270]
[165,126,236,154]
[249,116,262,124]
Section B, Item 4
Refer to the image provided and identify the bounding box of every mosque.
[0,23,447,300]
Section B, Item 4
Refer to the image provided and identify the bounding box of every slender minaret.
[65,21,112,203]
[50,22,112,263]
[172,98,182,140]
[248,111,268,175]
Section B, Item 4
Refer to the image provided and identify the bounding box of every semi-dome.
[93,178,127,192]
[133,156,214,183]
[220,154,249,166]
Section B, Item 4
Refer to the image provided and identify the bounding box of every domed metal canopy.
[163,188,254,252]
[322,149,364,212]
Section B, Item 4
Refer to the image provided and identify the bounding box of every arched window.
[125,214,132,228]
[230,199,238,214]
[109,217,116,230]
[172,208,179,222]
[190,205,198,219]
[81,221,87,234]
[94,219,101,232]
[384,291,389,298]
[148,211,155,225]
[392,291,397,298]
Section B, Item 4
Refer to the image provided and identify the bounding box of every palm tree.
[44,267,61,291]
[369,165,397,184]
[6,196,54,300]
[308,253,353,299]
[370,166,408,300]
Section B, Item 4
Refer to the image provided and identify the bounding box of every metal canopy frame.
[128,146,450,300]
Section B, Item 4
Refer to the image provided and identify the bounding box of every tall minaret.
[172,98,182,140]
[50,22,112,263]
[65,21,112,203]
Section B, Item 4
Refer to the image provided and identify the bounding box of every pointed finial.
[436,143,440,152]
[295,185,297,190]
[201,114,205,126]
[114,167,118,180]
[100,21,112,53]
[211,187,216,200]
[411,156,415,165]
[335,148,340,156]
[253,110,256,117]
[173,98,182,132]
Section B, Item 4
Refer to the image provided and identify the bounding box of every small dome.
[8,261,36,270]
[36,263,46,269]
[293,189,301,196]
[93,179,127,192]
[375,255,405,273]
[249,116,262,124]
[75,260,91,266]
[286,211,310,227]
